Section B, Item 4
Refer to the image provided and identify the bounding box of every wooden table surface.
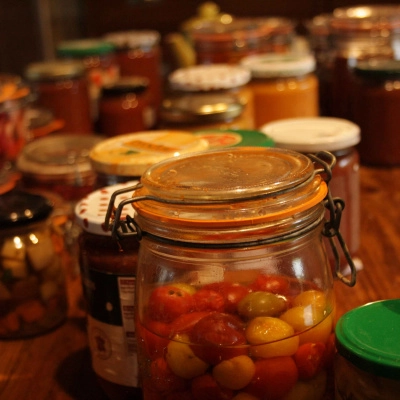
[1,165,400,400]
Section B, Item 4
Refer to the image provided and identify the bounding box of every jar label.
[83,270,139,387]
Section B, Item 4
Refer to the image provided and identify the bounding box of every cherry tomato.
[203,282,251,313]
[137,318,170,360]
[191,373,234,400]
[165,391,193,400]
[169,311,213,337]
[238,291,288,319]
[249,274,290,295]
[193,289,225,312]
[189,312,247,365]
[148,357,187,395]
[244,357,298,400]
[147,285,194,323]
[294,342,326,380]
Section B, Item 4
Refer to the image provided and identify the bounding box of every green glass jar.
[335,299,400,399]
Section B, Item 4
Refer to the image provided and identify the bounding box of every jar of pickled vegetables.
[106,147,356,400]
[335,299,400,399]
[0,190,68,339]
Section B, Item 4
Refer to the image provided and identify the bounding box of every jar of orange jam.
[241,53,319,128]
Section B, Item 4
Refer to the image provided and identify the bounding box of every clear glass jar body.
[248,74,319,128]
[0,217,68,339]
[335,353,400,400]
[135,214,336,400]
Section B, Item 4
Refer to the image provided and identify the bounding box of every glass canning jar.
[260,117,361,275]
[75,181,142,400]
[106,147,356,400]
[0,190,68,339]
[335,299,400,399]
[241,53,319,128]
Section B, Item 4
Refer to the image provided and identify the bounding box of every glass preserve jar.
[106,147,356,400]
[241,53,319,128]
[75,182,142,400]
[260,117,361,275]
[335,299,400,399]
[0,190,68,339]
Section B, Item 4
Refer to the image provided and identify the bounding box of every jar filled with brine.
[335,299,400,399]
[165,64,255,130]
[106,147,356,400]
[0,189,68,339]
[241,53,319,128]
[75,181,142,400]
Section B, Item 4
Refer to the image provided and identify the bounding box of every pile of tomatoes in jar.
[137,272,335,400]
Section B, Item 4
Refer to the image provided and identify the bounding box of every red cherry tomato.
[137,319,170,360]
[147,285,194,323]
[165,391,193,400]
[191,374,234,400]
[249,273,290,295]
[148,357,187,395]
[189,312,247,365]
[193,289,225,312]
[203,282,251,313]
[244,357,298,400]
[294,342,326,380]
[169,311,213,337]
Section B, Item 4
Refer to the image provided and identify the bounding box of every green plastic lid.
[57,39,116,57]
[194,129,275,149]
[335,299,400,380]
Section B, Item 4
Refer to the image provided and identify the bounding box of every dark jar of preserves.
[75,181,142,400]
[260,117,361,275]
[0,190,68,339]
[353,59,400,166]
[106,147,356,400]
[98,77,155,137]
[24,60,93,134]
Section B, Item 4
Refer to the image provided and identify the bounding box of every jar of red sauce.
[98,77,155,137]
[353,59,400,166]
[106,147,357,400]
[190,17,295,65]
[327,5,400,121]
[75,181,142,400]
[166,64,254,130]
[103,30,162,114]
[89,130,209,188]
[260,117,361,276]
[241,53,319,128]
[56,39,120,120]
[25,60,93,134]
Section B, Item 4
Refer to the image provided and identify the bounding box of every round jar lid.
[25,60,86,81]
[57,39,116,57]
[103,30,160,50]
[161,93,244,124]
[0,190,53,229]
[194,129,275,149]
[89,130,209,177]
[75,181,138,235]
[101,77,149,97]
[16,134,102,177]
[355,59,400,78]
[260,117,360,152]
[168,64,251,91]
[241,53,316,78]
[336,299,400,380]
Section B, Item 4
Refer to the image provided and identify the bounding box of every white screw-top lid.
[260,117,361,152]
[75,181,138,236]
[168,64,251,91]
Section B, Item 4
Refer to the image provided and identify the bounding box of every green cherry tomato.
[238,291,288,319]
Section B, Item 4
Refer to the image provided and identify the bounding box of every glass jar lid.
[103,30,160,50]
[101,77,149,97]
[336,299,400,380]
[241,53,316,78]
[16,134,102,178]
[75,181,138,236]
[168,64,251,91]
[355,59,400,78]
[89,130,209,177]
[161,93,244,124]
[25,60,86,81]
[0,190,53,229]
[260,117,360,152]
[57,39,116,57]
